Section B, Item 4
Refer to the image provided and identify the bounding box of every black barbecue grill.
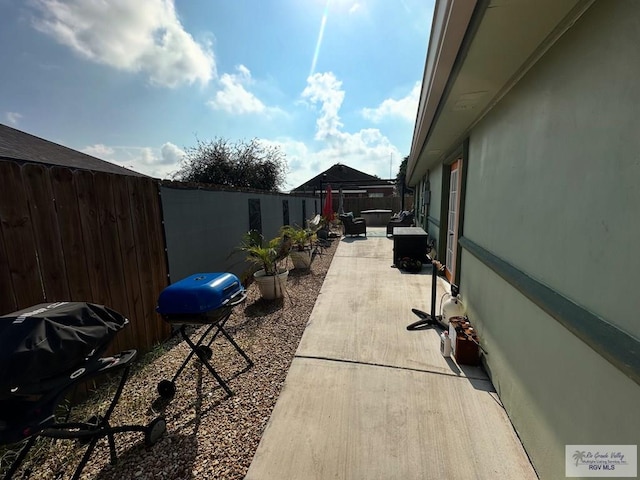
[0,302,166,480]
[156,272,253,399]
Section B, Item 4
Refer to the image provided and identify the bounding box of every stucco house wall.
[457,2,640,478]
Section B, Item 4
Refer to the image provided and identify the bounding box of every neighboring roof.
[0,123,147,177]
[291,163,392,192]
[407,0,594,185]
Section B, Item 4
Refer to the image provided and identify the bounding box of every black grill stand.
[4,350,166,480]
[157,297,253,400]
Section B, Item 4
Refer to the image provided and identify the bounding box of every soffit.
[408,0,593,185]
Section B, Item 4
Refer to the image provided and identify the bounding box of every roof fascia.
[407,0,479,183]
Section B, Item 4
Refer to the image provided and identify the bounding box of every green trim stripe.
[427,216,440,227]
[459,236,640,386]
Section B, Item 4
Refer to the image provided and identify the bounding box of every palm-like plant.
[280,225,313,252]
[230,230,292,300]
[236,230,291,275]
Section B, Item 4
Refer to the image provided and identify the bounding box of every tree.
[395,155,409,191]
[174,137,288,191]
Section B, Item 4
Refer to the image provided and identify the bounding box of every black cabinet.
[393,227,429,265]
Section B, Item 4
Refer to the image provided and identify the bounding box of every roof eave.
[407,0,478,186]
[407,0,595,187]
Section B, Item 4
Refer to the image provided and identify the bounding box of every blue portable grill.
[156,273,253,398]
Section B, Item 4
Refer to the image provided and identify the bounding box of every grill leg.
[182,327,234,397]
[218,326,253,367]
[210,310,253,368]
[203,309,231,347]
[72,435,101,480]
[170,324,217,383]
[3,435,37,480]
[71,362,132,479]
[165,307,253,398]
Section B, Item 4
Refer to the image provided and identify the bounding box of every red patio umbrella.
[322,184,334,222]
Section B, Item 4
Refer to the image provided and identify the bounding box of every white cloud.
[269,135,401,191]
[138,147,158,165]
[82,143,114,157]
[349,3,362,14]
[80,142,183,179]
[301,72,345,140]
[29,0,214,87]
[272,72,404,190]
[5,112,23,126]
[160,142,185,165]
[362,81,421,123]
[207,65,267,114]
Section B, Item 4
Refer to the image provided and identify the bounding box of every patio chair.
[386,211,415,236]
[306,214,323,232]
[339,213,367,237]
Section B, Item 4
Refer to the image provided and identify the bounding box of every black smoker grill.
[155,272,253,399]
[0,302,166,480]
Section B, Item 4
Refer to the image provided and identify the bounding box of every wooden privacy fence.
[0,160,170,353]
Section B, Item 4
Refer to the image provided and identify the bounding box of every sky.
[0,0,434,191]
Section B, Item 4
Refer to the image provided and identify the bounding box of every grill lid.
[156,272,243,315]
[0,302,128,390]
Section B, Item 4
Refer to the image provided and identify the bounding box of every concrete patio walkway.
[246,228,537,480]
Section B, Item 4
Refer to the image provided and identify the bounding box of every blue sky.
[0,0,433,190]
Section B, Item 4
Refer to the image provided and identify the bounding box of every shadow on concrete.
[340,236,368,243]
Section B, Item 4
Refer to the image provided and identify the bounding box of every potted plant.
[280,225,313,269]
[235,230,291,300]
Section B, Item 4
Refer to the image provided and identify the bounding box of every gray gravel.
[1,240,337,480]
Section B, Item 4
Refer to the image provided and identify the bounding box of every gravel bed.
[1,239,337,480]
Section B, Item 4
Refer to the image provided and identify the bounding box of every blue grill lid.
[156,272,243,315]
